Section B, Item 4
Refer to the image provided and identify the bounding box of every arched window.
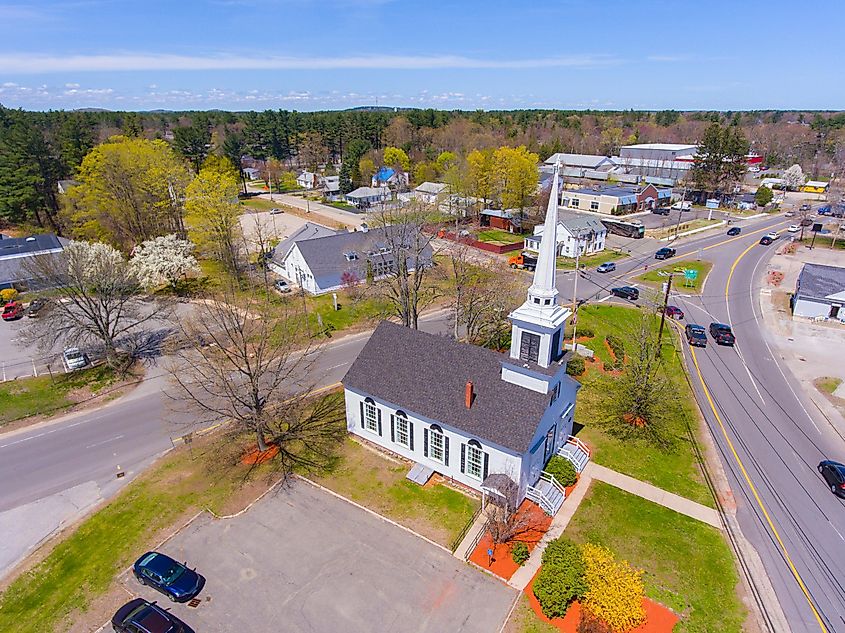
[391,410,412,449]
[362,397,379,434]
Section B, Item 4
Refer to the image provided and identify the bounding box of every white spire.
[527,160,560,304]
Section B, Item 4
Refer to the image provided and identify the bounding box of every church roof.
[343,321,557,454]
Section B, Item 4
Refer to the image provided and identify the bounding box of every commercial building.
[792,263,845,322]
[564,183,671,216]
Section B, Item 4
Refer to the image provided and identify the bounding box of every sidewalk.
[508,461,721,591]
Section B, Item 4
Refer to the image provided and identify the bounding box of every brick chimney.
[465,381,474,409]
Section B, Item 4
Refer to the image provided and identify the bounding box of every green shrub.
[544,456,578,487]
[575,327,594,339]
[605,335,625,361]
[542,536,583,568]
[534,538,588,619]
[511,541,530,565]
[566,356,585,376]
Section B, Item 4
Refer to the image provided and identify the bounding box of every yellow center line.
[625,219,790,280]
[678,235,829,632]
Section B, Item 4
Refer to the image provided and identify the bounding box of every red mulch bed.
[524,569,679,633]
[241,444,280,464]
[468,500,553,580]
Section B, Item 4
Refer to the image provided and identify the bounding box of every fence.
[449,506,484,553]
[1,355,67,382]
[437,230,524,255]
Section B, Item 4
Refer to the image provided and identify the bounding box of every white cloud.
[0,52,620,74]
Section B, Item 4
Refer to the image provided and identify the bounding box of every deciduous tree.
[383,146,410,172]
[494,145,540,220]
[130,234,200,292]
[65,136,190,250]
[467,148,495,210]
[782,163,806,190]
[185,157,244,277]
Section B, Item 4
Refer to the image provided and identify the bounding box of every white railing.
[566,435,591,458]
[539,471,566,500]
[526,485,555,516]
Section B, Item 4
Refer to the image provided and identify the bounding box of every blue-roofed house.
[564,183,671,216]
[372,166,408,190]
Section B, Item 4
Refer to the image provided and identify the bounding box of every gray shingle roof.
[343,321,555,454]
[273,222,340,264]
[0,234,63,259]
[294,226,432,278]
[797,263,845,301]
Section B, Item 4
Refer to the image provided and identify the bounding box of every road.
[565,212,845,633]
[0,310,452,578]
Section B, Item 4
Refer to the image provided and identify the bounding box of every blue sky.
[0,0,842,111]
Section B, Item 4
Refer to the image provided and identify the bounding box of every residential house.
[413,182,448,204]
[480,209,523,233]
[243,167,261,181]
[341,163,589,515]
[564,183,671,216]
[321,175,341,200]
[0,234,66,290]
[372,166,408,190]
[296,171,320,190]
[266,222,341,279]
[792,263,845,322]
[275,225,432,295]
[345,186,391,209]
[524,212,606,258]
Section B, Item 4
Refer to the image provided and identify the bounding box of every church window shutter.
[460,444,466,474]
[409,421,415,451]
[423,428,429,457]
[390,415,395,442]
[483,453,489,481]
[359,402,365,429]
[444,436,450,467]
[376,409,382,436]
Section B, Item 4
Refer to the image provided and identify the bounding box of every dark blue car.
[133,551,203,602]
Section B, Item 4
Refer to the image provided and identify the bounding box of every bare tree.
[166,280,345,472]
[484,474,544,546]
[23,241,168,369]
[369,201,439,329]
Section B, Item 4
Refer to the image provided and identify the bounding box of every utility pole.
[570,230,584,352]
[657,271,674,346]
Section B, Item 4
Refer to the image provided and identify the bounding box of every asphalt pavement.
[0,309,452,579]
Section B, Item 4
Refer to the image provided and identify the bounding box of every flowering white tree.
[131,234,199,292]
[782,164,806,191]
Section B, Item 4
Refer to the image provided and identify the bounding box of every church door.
[551,330,561,361]
[543,424,556,464]
[519,332,540,363]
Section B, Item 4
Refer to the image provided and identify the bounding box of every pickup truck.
[508,252,537,271]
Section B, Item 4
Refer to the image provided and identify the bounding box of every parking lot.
[118,479,516,633]
[635,206,730,230]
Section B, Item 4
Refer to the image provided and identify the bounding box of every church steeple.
[507,161,571,368]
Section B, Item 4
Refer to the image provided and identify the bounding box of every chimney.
[465,381,474,409]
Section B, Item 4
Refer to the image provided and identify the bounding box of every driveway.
[239,209,313,244]
[119,479,515,633]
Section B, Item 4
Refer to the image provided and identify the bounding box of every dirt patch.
[523,569,679,633]
[814,377,845,418]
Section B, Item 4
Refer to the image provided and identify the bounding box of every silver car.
[62,347,89,371]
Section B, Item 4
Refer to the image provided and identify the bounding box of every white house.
[793,263,845,322]
[524,212,607,258]
[274,224,432,295]
[342,163,589,515]
[413,181,448,204]
[296,171,320,190]
[345,186,391,209]
[321,175,341,199]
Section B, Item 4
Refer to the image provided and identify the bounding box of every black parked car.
[652,207,670,216]
[611,286,639,301]
[112,598,191,633]
[654,247,676,260]
[709,322,736,346]
[726,227,741,236]
[685,324,708,347]
[819,460,845,498]
[26,298,46,317]
[133,551,204,602]
[759,235,774,245]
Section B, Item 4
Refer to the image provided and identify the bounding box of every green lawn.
[305,291,392,334]
[325,200,358,211]
[637,259,713,294]
[0,433,277,633]
[556,250,628,270]
[565,482,745,633]
[312,437,480,548]
[648,218,722,239]
[505,595,558,633]
[816,377,843,395]
[477,228,525,244]
[0,364,120,427]
[567,305,714,506]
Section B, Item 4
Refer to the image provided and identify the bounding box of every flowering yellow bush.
[581,543,646,633]
[0,288,18,302]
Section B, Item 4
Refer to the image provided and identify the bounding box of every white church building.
[341,163,590,515]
